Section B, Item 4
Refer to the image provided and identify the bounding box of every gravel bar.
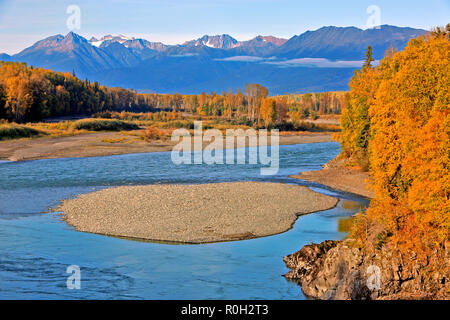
[57,182,338,243]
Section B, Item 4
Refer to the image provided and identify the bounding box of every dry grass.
[1,112,340,142]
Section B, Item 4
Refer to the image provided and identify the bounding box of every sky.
[0,0,449,54]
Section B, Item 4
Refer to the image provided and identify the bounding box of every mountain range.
[1,25,426,94]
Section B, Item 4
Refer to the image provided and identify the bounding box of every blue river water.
[0,142,368,299]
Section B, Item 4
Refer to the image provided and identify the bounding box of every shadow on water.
[0,142,370,299]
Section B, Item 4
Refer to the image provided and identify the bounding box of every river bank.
[290,157,373,198]
[285,159,449,300]
[283,239,449,300]
[56,182,338,244]
[0,142,365,299]
[0,131,332,162]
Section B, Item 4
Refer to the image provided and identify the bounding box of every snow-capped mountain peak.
[183,35,240,49]
[90,34,135,47]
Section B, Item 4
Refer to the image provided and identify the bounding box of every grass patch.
[0,124,43,140]
[72,119,139,131]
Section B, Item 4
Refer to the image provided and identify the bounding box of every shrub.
[0,124,42,140]
[72,119,139,131]
[140,127,166,141]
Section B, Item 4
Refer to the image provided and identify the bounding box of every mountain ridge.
[274,25,426,60]
[1,25,427,94]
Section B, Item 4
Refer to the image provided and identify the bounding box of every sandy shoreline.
[56,182,338,244]
[290,158,373,198]
[0,131,332,162]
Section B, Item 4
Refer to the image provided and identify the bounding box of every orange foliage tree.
[339,47,377,169]
[260,98,277,127]
[346,28,449,263]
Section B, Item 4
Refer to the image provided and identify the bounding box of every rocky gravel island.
[57,182,338,243]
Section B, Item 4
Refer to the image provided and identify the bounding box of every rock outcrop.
[284,240,449,300]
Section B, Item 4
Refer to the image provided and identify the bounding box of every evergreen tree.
[363,45,375,68]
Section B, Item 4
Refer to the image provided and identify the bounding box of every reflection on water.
[337,200,368,233]
[341,199,367,211]
[0,142,369,299]
[337,216,356,233]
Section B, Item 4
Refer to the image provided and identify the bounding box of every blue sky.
[0,0,449,54]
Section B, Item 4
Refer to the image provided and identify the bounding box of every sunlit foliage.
[342,27,449,262]
[0,61,346,128]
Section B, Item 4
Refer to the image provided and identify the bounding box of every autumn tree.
[274,96,288,124]
[0,83,6,119]
[244,83,268,123]
[339,46,378,168]
[345,29,449,270]
[235,88,244,118]
[260,98,277,127]
[0,61,163,122]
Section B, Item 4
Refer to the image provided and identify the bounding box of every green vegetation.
[0,123,43,140]
[72,119,139,131]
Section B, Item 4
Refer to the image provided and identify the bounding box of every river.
[0,142,368,299]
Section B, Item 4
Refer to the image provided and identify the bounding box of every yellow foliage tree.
[340,46,378,169]
[347,29,449,263]
[260,98,277,127]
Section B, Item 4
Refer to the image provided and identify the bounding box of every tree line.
[0,61,346,124]
[0,61,159,122]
